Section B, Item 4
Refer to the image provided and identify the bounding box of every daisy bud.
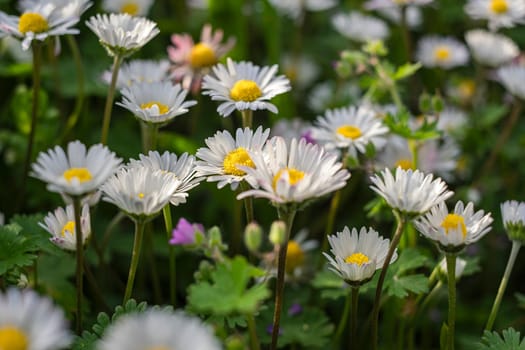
[269,220,286,246]
[244,222,262,253]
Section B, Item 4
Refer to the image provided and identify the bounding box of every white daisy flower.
[0,2,83,51]
[414,201,493,252]
[496,64,525,99]
[324,226,396,286]
[435,107,468,133]
[128,150,202,206]
[268,0,337,20]
[117,81,197,125]
[100,166,181,220]
[464,0,525,31]
[85,13,159,57]
[39,204,91,251]
[102,59,170,89]
[237,137,351,205]
[195,126,271,190]
[201,58,291,117]
[0,287,72,350]
[369,167,453,216]
[465,29,519,67]
[102,0,154,16]
[374,5,423,28]
[271,118,315,144]
[501,200,525,242]
[97,308,221,350]
[311,105,389,158]
[332,12,390,43]
[416,36,469,69]
[31,140,122,197]
[19,0,92,18]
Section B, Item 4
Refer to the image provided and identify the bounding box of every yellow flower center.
[490,0,508,13]
[434,46,450,61]
[61,221,75,237]
[345,252,370,266]
[441,214,467,238]
[222,147,255,176]
[18,12,49,34]
[458,79,476,100]
[140,101,169,115]
[336,125,362,140]
[189,43,217,68]
[395,158,414,170]
[121,2,139,15]
[0,326,29,350]
[272,168,305,190]
[138,192,145,199]
[285,240,305,272]
[229,80,262,102]
[63,168,93,183]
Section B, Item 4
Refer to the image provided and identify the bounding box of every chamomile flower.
[195,126,271,190]
[201,58,291,117]
[501,200,525,243]
[464,0,525,31]
[369,167,453,216]
[311,105,389,158]
[496,64,525,99]
[102,59,170,89]
[324,226,396,286]
[237,137,351,205]
[100,166,181,221]
[465,29,518,67]
[128,150,202,206]
[117,81,197,125]
[102,0,154,16]
[268,0,337,20]
[416,36,469,69]
[97,308,221,350]
[168,24,235,92]
[39,204,91,251]
[0,287,72,350]
[332,12,390,43]
[0,2,83,50]
[414,201,493,252]
[85,13,159,57]
[31,140,122,197]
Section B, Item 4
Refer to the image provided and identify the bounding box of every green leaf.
[394,248,431,274]
[393,62,422,81]
[0,223,39,275]
[187,256,270,316]
[516,293,525,309]
[10,213,62,254]
[440,323,448,350]
[386,274,429,298]
[311,269,348,300]
[477,328,525,349]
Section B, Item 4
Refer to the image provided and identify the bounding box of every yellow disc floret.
[63,168,93,183]
[345,252,370,266]
[121,2,139,15]
[441,213,467,238]
[285,240,305,272]
[395,159,414,170]
[0,326,29,350]
[230,80,262,102]
[272,168,305,190]
[490,0,508,14]
[138,192,145,199]
[336,125,362,140]
[18,12,49,34]
[223,147,255,176]
[189,43,217,68]
[140,101,169,115]
[61,221,75,237]
[434,46,450,61]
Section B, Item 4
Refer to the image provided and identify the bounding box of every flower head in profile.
[102,0,154,16]
[85,13,159,57]
[496,64,525,100]
[369,167,453,216]
[128,150,202,206]
[102,59,170,89]
[117,81,197,125]
[465,29,518,67]
[438,256,468,280]
[97,308,221,350]
[0,287,72,350]
[284,229,318,276]
[202,58,291,117]
[195,126,271,190]
[414,201,493,252]
[169,218,204,245]
[100,166,181,221]
[237,137,351,206]
[168,24,235,92]
[324,226,396,286]
[311,105,388,158]
[332,12,390,43]
[464,0,525,31]
[268,0,337,20]
[39,204,91,251]
[501,200,525,243]
[31,140,122,197]
[416,36,469,69]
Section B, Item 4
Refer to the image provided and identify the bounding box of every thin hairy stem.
[100,54,124,145]
[123,218,146,303]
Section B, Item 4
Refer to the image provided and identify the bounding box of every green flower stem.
[246,313,261,350]
[72,195,84,335]
[334,288,352,346]
[100,54,124,145]
[270,206,297,350]
[485,240,521,331]
[320,189,342,255]
[241,109,253,129]
[408,280,443,350]
[371,210,406,350]
[140,122,159,153]
[399,5,413,63]
[372,60,403,111]
[351,286,359,348]
[446,253,457,350]
[123,218,146,303]
[162,204,177,307]
[240,181,254,223]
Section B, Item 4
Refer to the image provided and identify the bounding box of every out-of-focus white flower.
[465,29,518,67]
[374,5,423,28]
[416,36,469,69]
[271,118,315,144]
[438,256,468,279]
[435,107,468,133]
[496,64,525,99]
[465,0,525,32]
[308,81,361,112]
[102,0,154,16]
[268,0,337,20]
[332,11,390,43]
[102,59,170,89]
[281,53,320,90]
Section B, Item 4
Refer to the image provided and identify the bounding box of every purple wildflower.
[169,218,204,245]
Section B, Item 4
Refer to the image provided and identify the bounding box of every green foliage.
[311,269,347,300]
[10,213,61,254]
[393,62,422,81]
[516,293,525,310]
[0,223,39,275]
[384,110,441,141]
[477,328,525,350]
